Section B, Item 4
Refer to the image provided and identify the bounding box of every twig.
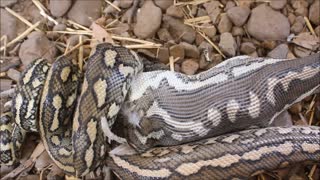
[0,21,41,51]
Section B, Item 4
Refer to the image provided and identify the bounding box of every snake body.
[0,43,319,178]
[121,53,320,152]
[108,126,320,179]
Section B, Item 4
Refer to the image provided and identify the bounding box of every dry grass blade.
[174,0,212,6]
[184,16,211,24]
[0,21,41,51]
[1,35,7,56]
[67,20,92,32]
[5,7,42,32]
[304,16,317,37]
[169,56,175,72]
[78,35,84,71]
[50,30,92,36]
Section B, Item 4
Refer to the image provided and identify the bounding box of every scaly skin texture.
[121,53,320,151]
[1,43,319,178]
[108,126,320,180]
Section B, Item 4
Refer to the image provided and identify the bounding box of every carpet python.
[0,43,319,179]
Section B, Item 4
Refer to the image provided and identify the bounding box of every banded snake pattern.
[0,43,319,179]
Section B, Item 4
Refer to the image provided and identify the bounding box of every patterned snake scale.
[0,43,319,178]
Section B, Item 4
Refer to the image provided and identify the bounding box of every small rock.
[209,54,223,68]
[237,0,254,7]
[291,0,308,9]
[232,26,244,36]
[195,34,205,46]
[35,151,53,170]
[271,111,293,126]
[181,59,199,75]
[0,0,17,7]
[180,42,200,58]
[267,44,289,59]
[0,57,20,72]
[295,16,305,25]
[261,40,277,50]
[219,32,237,57]
[154,0,173,10]
[49,0,71,17]
[203,1,221,24]
[292,32,319,50]
[134,1,162,39]
[111,23,130,35]
[201,23,216,38]
[166,5,184,18]
[190,5,198,16]
[163,15,196,43]
[249,51,258,58]
[293,46,311,58]
[157,47,170,64]
[198,41,213,52]
[157,28,173,42]
[240,42,256,54]
[174,64,181,72]
[197,8,208,17]
[0,10,17,42]
[19,32,57,65]
[218,13,233,33]
[118,0,133,8]
[295,7,308,16]
[67,0,102,27]
[227,6,250,26]
[288,13,296,25]
[199,55,210,69]
[270,0,287,10]
[0,79,12,91]
[169,44,185,60]
[315,25,320,37]
[47,23,67,39]
[224,1,236,11]
[247,4,290,40]
[53,23,67,31]
[289,103,302,115]
[309,0,320,25]
[6,69,20,82]
[104,0,120,15]
[291,22,304,34]
[67,35,89,47]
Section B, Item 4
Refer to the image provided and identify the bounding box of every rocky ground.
[0,0,319,179]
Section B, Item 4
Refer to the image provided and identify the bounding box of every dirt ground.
[0,0,319,179]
